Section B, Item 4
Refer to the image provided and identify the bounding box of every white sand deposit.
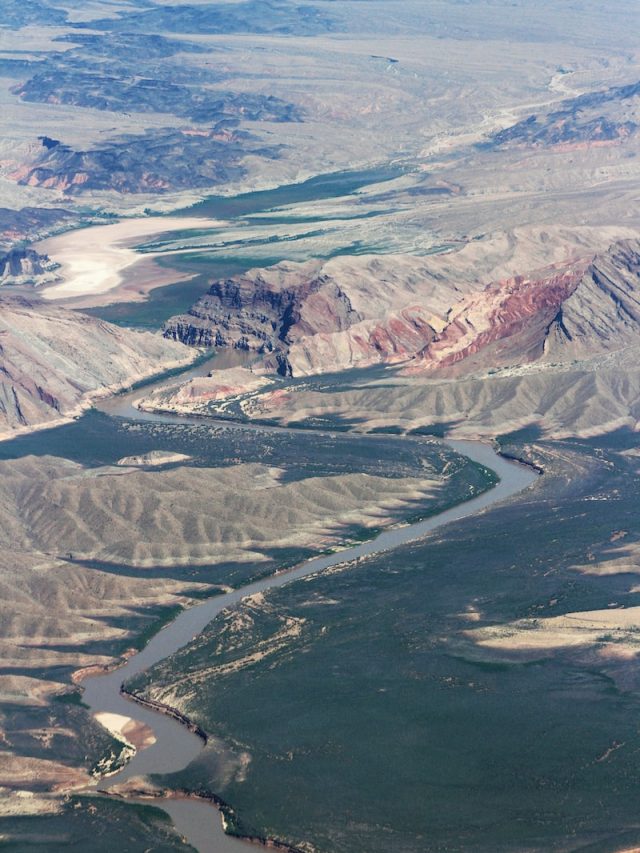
[94,711,156,751]
[37,216,222,304]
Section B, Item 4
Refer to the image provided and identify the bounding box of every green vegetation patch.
[0,795,194,852]
[132,437,640,852]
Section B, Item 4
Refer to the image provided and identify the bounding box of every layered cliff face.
[404,267,587,374]
[0,248,57,285]
[0,297,193,438]
[164,255,477,376]
[165,236,640,385]
[406,239,640,374]
[164,263,345,369]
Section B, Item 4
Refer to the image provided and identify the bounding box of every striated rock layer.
[164,254,479,376]
[403,266,587,374]
[405,238,640,375]
[0,296,194,438]
[164,233,640,383]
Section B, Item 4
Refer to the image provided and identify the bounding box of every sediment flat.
[37,216,223,306]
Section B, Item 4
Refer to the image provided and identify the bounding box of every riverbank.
[36,216,223,307]
[80,433,538,853]
[0,346,199,444]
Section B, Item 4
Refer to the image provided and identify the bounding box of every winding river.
[81,367,538,852]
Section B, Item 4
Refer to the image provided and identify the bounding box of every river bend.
[82,375,538,852]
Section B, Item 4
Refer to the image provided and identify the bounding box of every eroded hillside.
[0,297,194,438]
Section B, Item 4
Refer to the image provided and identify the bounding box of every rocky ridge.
[2,129,281,196]
[544,240,640,359]
[490,80,640,150]
[404,266,587,374]
[163,254,480,376]
[0,297,194,438]
[164,237,640,382]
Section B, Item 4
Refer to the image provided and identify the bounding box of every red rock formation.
[164,256,456,376]
[405,267,587,374]
[166,240,640,383]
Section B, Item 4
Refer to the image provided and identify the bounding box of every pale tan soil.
[467,606,640,659]
[0,548,199,679]
[0,790,64,817]
[0,676,66,708]
[94,713,156,752]
[237,343,640,440]
[137,367,273,413]
[116,451,192,467]
[577,539,640,578]
[0,755,90,791]
[36,216,222,306]
[0,450,449,788]
[1,455,440,568]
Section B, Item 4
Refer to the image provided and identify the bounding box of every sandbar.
[36,216,222,307]
[94,711,156,751]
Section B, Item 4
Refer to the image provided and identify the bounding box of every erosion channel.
[81,364,538,852]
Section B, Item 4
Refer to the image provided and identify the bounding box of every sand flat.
[94,712,156,751]
[37,216,222,306]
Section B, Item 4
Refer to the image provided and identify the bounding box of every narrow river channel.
[81,368,538,852]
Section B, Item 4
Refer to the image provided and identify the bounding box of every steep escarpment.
[230,239,640,438]
[0,297,194,438]
[164,254,476,376]
[407,239,640,374]
[0,247,57,285]
[166,235,640,387]
[544,240,640,358]
[405,267,585,374]
[167,270,364,375]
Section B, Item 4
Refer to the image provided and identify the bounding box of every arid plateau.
[4,1,640,852]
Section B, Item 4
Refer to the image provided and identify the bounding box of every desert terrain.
[4,0,640,851]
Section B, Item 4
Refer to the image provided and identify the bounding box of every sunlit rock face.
[164,254,476,375]
[0,297,192,437]
[165,239,640,381]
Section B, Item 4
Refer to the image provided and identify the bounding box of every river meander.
[78,367,538,852]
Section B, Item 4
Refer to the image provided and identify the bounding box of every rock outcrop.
[165,237,640,383]
[165,267,365,375]
[2,128,280,196]
[405,267,586,374]
[0,206,74,252]
[0,296,194,438]
[137,367,272,414]
[164,255,476,376]
[0,248,57,285]
[544,240,640,359]
[407,239,640,374]
[490,80,640,150]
